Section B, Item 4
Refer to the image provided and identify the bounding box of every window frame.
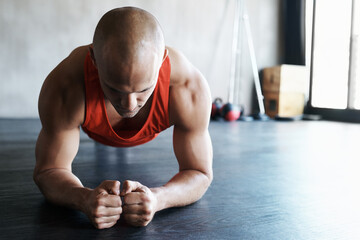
[306,0,360,123]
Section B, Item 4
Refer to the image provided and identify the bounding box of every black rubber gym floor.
[1,119,360,239]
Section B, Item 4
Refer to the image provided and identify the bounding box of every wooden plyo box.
[262,65,307,118]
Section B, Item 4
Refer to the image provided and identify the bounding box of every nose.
[120,93,137,111]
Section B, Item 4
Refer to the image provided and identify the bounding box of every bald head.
[92,7,165,70]
[91,7,166,118]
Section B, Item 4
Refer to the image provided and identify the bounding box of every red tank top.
[81,52,171,147]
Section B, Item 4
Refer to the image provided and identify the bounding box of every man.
[34,7,213,229]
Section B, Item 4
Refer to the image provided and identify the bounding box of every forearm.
[151,169,212,212]
[34,168,90,212]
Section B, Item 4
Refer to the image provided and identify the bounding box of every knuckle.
[140,220,149,227]
[92,211,101,218]
[141,195,151,203]
[143,206,152,215]
[95,197,104,206]
[116,198,122,206]
[93,219,104,229]
[94,217,102,224]
[143,215,151,222]
[92,206,103,218]
[96,223,107,229]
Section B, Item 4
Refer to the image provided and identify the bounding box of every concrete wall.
[0,0,282,118]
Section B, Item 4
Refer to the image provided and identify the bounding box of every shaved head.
[92,7,165,76]
[91,7,166,118]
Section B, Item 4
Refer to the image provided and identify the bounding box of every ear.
[88,45,97,68]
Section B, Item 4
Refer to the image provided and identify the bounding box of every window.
[307,0,360,122]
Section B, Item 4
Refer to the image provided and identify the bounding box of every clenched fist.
[120,180,158,227]
[83,180,122,229]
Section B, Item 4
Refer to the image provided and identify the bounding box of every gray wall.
[0,0,282,118]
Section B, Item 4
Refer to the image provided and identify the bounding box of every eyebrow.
[105,81,154,94]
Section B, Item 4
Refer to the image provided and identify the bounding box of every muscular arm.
[121,47,213,226]
[34,46,122,229]
[34,47,86,209]
[154,47,213,210]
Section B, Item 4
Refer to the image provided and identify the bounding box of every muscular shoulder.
[38,45,89,132]
[167,47,211,131]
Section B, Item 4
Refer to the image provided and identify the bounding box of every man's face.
[100,79,156,118]
[98,59,159,118]
[92,42,164,118]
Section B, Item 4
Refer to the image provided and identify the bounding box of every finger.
[95,214,121,224]
[94,215,120,229]
[123,192,145,205]
[121,180,144,196]
[95,221,116,229]
[95,206,122,217]
[123,203,151,215]
[101,194,122,207]
[123,213,151,227]
[100,180,121,195]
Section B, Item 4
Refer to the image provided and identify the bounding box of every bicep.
[173,127,213,177]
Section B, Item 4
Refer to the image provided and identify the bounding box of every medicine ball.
[211,98,223,120]
[221,103,241,121]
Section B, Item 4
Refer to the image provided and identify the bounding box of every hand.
[120,180,158,227]
[83,180,122,229]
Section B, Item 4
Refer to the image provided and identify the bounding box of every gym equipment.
[211,98,243,122]
[211,98,223,120]
[211,1,270,122]
[221,103,241,121]
[230,0,269,121]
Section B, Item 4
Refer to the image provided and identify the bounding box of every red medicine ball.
[221,103,241,121]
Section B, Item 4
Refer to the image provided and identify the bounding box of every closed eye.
[104,81,155,94]
[139,86,152,93]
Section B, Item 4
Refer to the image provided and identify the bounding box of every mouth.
[116,107,139,118]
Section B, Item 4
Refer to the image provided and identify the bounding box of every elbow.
[33,169,46,198]
[33,168,40,186]
[33,167,49,189]
[202,169,213,189]
[207,171,213,187]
